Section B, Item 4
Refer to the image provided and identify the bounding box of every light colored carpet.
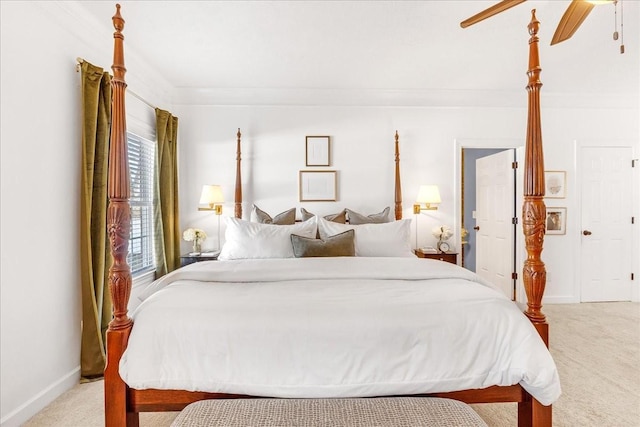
[23,302,640,427]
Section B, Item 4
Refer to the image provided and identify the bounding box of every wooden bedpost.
[519,9,551,427]
[394,131,402,220]
[522,9,547,328]
[104,4,138,427]
[235,128,242,219]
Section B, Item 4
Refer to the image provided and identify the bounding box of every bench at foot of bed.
[171,396,488,427]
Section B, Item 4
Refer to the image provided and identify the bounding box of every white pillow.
[317,217,414,257]
[218,217,317,260]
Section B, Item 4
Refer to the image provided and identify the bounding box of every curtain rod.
[76,57,157,111]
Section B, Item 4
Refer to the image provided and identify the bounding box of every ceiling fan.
[460,0,625,52]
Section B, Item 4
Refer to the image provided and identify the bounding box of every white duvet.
[121,257,561,405]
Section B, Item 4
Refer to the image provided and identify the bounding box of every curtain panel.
[80,61,112,379]
[154,109,181,276]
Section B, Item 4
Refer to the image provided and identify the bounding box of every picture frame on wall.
[299,170,337,202]
[544,170,566,199]
[545,207,566,235]
[305,136,330,166]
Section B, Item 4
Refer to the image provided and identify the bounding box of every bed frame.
[104,5,550,426]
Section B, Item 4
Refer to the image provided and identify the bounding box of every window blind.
[127,132,155,275]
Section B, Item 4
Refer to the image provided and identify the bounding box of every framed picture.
[545,171,566,199]
[299,170,337,202]
[305,136,330,166]
[545,207,566,235]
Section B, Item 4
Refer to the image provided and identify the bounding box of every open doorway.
[454,139,524,301]
[462,148,505,271]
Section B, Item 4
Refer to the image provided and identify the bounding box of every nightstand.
[180,252,220,267]
[414,249,458,265]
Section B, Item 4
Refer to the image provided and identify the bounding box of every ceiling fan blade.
[460,0,527,28]
[551,0,595,45]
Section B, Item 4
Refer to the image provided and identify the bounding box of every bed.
[104,5,556,427]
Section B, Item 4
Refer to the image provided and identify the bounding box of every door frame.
[454,138,525,302]
[574,139,639,302]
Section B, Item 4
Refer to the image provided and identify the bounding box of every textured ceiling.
[76,1,638,102]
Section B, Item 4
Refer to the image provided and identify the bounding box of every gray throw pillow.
[346,207,391,224]
[300,207,347,224]
[251,204,296,225]
[290,230,355,258]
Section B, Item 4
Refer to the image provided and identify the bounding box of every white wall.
[539,107,638,303]
[174,102,638,305]
[0,2,171,426]
[0,1,638,425]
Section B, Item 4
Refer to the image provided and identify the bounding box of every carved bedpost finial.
[528,9,539,37]
[111,4,126,82]
[113,4,124,31]
[235,128,243,219]
[522,9,547,324]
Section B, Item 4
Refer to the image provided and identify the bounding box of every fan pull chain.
[613,0,618,40]
[619,0,624,54]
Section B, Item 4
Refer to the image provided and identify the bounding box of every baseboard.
[545,296,639,304]
[0,366,80,427]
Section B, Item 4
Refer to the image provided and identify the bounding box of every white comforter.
[121,257,561,405]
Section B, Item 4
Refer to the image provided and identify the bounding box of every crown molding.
[32,2,639,110]
[172,86,637,109]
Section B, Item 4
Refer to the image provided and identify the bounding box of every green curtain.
[80,62,112,380]
[154,109,181,276]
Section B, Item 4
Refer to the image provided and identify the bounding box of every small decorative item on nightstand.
[183,228,207,255]
[432,225,453,253]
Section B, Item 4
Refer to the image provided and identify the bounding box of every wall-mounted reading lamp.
[413,185,441,214]
[198,184,224,214]
[198,184,224,250]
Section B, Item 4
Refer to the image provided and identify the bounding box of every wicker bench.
[171,397,488,427]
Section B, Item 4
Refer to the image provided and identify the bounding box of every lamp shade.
[199,185,224,207]
[416,185,441,204]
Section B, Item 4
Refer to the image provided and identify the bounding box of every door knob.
[583,230,592,236]
[474,226,480,231]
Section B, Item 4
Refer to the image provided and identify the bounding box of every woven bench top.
[171,397,488,427]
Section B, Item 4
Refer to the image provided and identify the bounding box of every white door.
[580,146,633,302]
[514,146,525,304]
[476,150,516,298]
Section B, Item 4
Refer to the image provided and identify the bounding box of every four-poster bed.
[104,5,554,427]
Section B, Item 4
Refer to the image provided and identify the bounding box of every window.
[127,132,155,275]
